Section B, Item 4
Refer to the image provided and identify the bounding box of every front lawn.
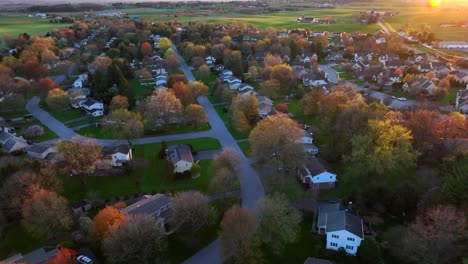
[130,78,153,99]
[61,138,220,201]
[262,174,307,202]
[238,141,251,156]
[0,109,29,119]
[41,102,84,122]
[440,87,458,106]
[11,118,58,142]
[339,72,354,80]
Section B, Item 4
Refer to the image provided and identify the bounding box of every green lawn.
[62,138,220,201]
[130,78,153,99]
[262,174,307,202]
[339,72,354,81]
[0,223,46,259]
[40,102,84,122]
[11,118,58,142]
[75,122,211,139]
[440,87,458,106]
[237,141,251,157]
[0,109,29,119]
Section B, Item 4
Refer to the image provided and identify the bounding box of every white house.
[166,144,194,173]
[27,144,57,160]
[68,87,90,108]
[296,130,319,155]
[220,69,233,80]
[82,98,104,117]
[2,137,29,154]
[0,119,14,134]
[225,76,242,89]
[102,144,133,167]
[205,56,216,66]
[238,83,254,93]
[402,78,436,95]
[317,201,364,255]
[121,193,172,230]
[298,157,336,190]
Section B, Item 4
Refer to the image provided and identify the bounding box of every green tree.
[359,236,383,264]
[224,50,243,76]
[105,109,144,146]
[440,152,468,206]
[255,194,302,254]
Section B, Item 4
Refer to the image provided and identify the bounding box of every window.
[347,237,355,241]
[346,245,354,250]
[331,234,339,239]
[330,242,338,247]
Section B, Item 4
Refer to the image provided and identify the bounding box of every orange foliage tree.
[89,206,127,246]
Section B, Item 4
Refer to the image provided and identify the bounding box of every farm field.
[0,13,70,43]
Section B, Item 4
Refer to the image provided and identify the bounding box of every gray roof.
[325,210,364,239]
[166,144,193,163]
[305,157,327,176]
[83,98,100,107]
[0,131,14,141]
[121,194,171,216]
[304,257,335,264]
[27,144,51,154]
[3,138,27,152]
[317,201,344,228]
[68,87,90,96]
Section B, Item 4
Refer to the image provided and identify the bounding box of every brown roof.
[304,156,329,176]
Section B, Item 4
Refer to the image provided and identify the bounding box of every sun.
[429,0,441,7]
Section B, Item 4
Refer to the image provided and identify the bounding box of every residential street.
[26,44,265,264]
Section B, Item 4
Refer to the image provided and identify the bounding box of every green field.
[0,13,70,45]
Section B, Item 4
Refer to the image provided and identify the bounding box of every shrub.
[190,163,201,176]
[23,124,44,138]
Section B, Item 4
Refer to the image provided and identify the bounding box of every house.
[2,136,29,154]
[304,257,335,264]
[298,157,336,189]
[0,247,59,264]
[255,51,265,62]
[238,83,254,93]
[296,130,320,155]
[352,61,370,72]
[297,16,315,23]
[155,75,168,87]
[102,144,133,167]
[205,56,216,66]
[0,131,14,145]
[73,73,88,88]
[438,41,468,49]
[68,87,90,108]
[373,70,402,86]
[82,98,104,117]
[0,118,14,134]
[354,52,372,63]
[375,37,386,44]
[213,64,225,73]
[278,32,289,38]
[71,200,92,215]
[27,144,57,160]
[384,60,405,70]
[257,95,274,118]
[121,194,172,229]
[402,78,436,95]
[224,76,242,89]
[317,201,364,255]
[418,62,433,73]
[303,72,328,87]
[325,52,343,64]
[166,144,194,173]
[455,86,468,113]
[220,69,233,80]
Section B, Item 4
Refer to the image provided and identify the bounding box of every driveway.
[320,64,339,84]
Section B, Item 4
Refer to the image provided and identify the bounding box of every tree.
[270,64,293,90]
[0,170,61,220]
[167,74,187,88]
[349,119,419,177]
[259,79,281,98]
[189,81,208,98]
[23,124,45,138]
[212,148,242,173]
[198,64,211,81]
[143,89,183,129]
[255,194,302,254]
[41,49,57,67]
[140,41,153,57]
[109,95,129,111]
[224,50,243,76]
[158,37,172,54]
[35,77,58,98]
[54,137,103,191]
[229,93,259,132]
[249,114,305,188]
[172,81,194,106]
[89,206,127,246]
[45,88,69,110]
[94,56,112,73]
[219,205,262,264]
[184,104,207,128]
[105,109,144,146]
[46,247,77,264]
[102,215,166,264]
[209,167,240,198]
[164,54,180,73]
[440,153,468,205]
[359,237,383,264]
[22,189,73,238]
[404,110,440,154]
[23,59,49,79]
[170,191,213,235]
[400,205,466,264]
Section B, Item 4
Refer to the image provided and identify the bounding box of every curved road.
[27,45,265,264]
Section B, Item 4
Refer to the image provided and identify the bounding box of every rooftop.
[121,194,171,217]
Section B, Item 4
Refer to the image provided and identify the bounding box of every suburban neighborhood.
[0,0,467,264]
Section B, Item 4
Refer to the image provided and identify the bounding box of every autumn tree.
[158,37,172,54]
[224,50,243,76]
[188,81,208,98]
[184,104,207,128]
[229,93,259,132]
[54,137,103,191]
[23,59,49,79]
[93,56,112,73]
[249,114,305,188]
[198,64,211,81]
[349,119,419,177]
[170,191,214,235]
[209,167,240,200]
[140,41,153,57]
[164,54,180,73]
[404,110,440,154]
[46,247,78,264]
[41,49,57,67]
[143,89,183,129]
[0,170,61,220]
[22,189,73,238]
[219,206,262,264]
[400,205,466,264]
[109,95,129,111]
[102,215,166,264]
[89,206,127,246]
[259,79,280,98]
[105,109,144,146]
[172,81,194,106]
[255,194,302,254]
[212,148,242,173]
[270,64,293,90]
[167,74,187,88]
[35,77,58,98]
[45,88,69,110]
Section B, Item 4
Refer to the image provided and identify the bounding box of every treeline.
[27,3,108,13]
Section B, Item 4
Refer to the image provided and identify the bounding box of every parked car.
[77,255,93,264]
[398,97,407,101]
